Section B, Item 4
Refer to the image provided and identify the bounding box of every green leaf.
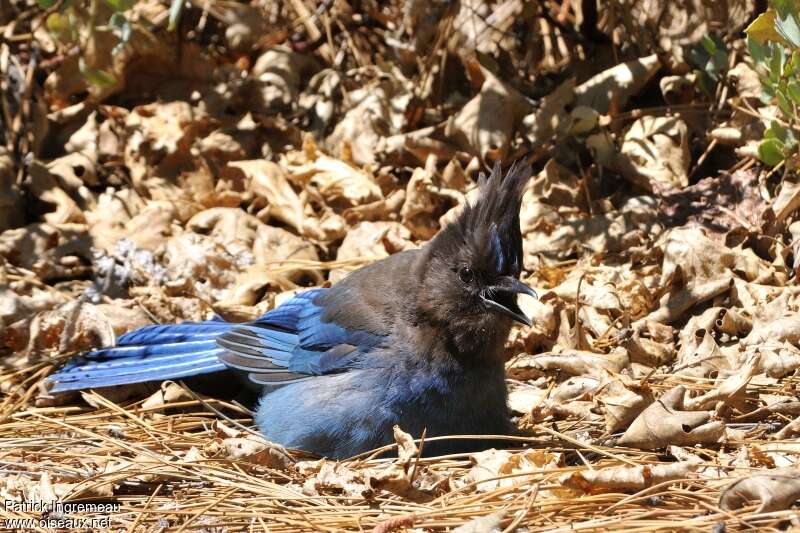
[788,81,800,104]
[773,0,796,19]
[748,35,768,65]
[758,137,786,166]
[701,35,717,56]
[776,9,800,47]
[103,0,134,12]
[778,88,794,115]
[36,0,57,8]
[746,10,786,45]
[79,59,117,87]
[767,120,789,142]
[770,45,786,82]
[168,0,183,31]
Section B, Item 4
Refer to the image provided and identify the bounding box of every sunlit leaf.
[746,10,787,45]
[758,137,786,166]
[776,9,800,47]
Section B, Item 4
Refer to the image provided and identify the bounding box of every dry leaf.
[574,55,661,114]
[466,448,562,492]
[227,160,305,233]
[719,468,800,513]
[617,116,690,191]
[618,386,725,449]
[560,461,698,493]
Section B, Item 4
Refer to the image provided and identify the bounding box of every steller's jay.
[48,162,536,458]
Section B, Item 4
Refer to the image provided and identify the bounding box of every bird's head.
[417,162,536,352]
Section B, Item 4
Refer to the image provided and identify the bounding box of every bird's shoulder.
[316,249,423,335]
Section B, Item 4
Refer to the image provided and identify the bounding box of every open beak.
[481,277,538,327]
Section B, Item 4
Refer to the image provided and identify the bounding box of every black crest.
[433,162,532,278]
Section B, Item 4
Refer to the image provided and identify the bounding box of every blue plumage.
[48,162,535,458]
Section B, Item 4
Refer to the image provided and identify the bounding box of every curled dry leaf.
[523,201,660,260]
[446,67,532,161]
[682,352,760,411]
[159,232,247,302]
[26,160,86,224]
[618,386,725,449]
[25,301,115,358]
[773,413,800,440]
[560,461,698,494]
[253,225,323,285]
[644,277,733,326]
[522,78,575,150]
[674,329,734,379]
[186,207,263,258]
[223,265,296,308]
[660,227,774,286]
[754,342,800,378]
[284,137,383,210]
[251,47,319,112]
[327,75,412,166]
[401,156,462,240]
[742,313,800,347]
[507,385,548,415]
[524,159,586,211]
[617,116,690,192]
[205,421,294,469]
[466,448,562,493]
[574,55,661,115]
[520,350,630,378]
[331,221,414,282]
[595,375,655,434]
[551,376,601,403]
[124,101,210,184]
[141,381,193,410]
[770,178,800,229]
[368,425,447,502]
[719,468,800,513]
[118,202,178,252]
[227,160,305,233]
[300,461,372,498]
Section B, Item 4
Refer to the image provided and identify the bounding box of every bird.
[47,162,536,458]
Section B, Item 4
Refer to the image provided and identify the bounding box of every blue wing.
[216,288,386,386]
[47,288,387,392]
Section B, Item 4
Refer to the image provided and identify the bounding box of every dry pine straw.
[0,371,798,532]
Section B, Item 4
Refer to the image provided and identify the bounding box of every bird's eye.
[458,267,474,283]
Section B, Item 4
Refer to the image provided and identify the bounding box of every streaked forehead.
[488,223,520,276]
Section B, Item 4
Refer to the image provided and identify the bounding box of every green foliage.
[38,0,180,88]
[689,35,728,96]
[746,0,800,166]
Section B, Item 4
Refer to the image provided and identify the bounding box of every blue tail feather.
[48,319,232,393]
[50,360,226,391]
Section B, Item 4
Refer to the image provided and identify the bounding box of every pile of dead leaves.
[4,0,800,530]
